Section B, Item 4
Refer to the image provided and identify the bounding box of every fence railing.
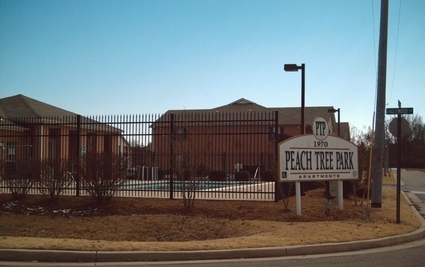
[0,111,282,201]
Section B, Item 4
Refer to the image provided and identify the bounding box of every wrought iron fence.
[0,111,281,201]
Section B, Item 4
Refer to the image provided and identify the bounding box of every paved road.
[401,169,425,218]
[2,238,425,267]
[401,169,425,200]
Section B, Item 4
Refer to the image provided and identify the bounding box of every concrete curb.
[1,191,424,263]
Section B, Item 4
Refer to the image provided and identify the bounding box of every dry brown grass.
[0,174,421,251]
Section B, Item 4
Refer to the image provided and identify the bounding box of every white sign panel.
[279,118,358,182]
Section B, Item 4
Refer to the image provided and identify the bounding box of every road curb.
[1,191,424,263]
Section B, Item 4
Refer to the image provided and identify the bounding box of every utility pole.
[371,0,389,208]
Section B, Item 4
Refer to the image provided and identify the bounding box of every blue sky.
[1,0,424,131]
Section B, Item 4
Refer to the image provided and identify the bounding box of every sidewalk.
[1,191,424,263]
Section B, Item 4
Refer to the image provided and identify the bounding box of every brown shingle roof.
[163,98,336,127]
[0,94,122,133]
[0,94,77,118]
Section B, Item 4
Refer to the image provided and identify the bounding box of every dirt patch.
[0,183,421,251]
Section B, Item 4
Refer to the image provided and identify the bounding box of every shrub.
[235,171,250,181]
[209,170,226,181]
[80,152,126,203]
[38,159,71,201]
[2,159,39,200]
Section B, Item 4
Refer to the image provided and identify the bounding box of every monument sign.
[279,117,358,182]
[278,117,359,215]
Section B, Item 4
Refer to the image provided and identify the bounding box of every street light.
[284,63,306,197]
[284,63,305,134]
[328,108,340,137]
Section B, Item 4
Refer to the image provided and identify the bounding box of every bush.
[2,159,39,200]
[80,152,126,203]
[38,159,71,201]
[283,182,296,196]
[209,170,226,181]
[235,171,250,181]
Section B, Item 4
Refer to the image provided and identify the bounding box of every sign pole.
[338,180,343,210]
[386,101,413,224]
[396,101,401,224]
[296,182,302,215]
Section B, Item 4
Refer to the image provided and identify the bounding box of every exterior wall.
[283,125,303,136]
[0,117,126,177]
[0,128,27,176]
[2,111,340,180]
[151,112,279,175]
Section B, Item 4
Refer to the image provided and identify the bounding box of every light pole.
[328,108,340,137]
[284,63,305,135]
[284,63,306,197]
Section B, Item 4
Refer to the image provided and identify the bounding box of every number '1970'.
[313,141,328,147]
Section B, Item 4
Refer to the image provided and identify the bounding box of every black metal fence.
[0,111,281,201]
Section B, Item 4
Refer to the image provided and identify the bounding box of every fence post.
[274,111,282,202]
[76,115,81,196]
[222,152,226,173]
[169,113,174,199]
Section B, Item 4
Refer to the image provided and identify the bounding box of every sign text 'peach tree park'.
[279,117,359,215]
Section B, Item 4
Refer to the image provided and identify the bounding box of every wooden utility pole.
[371,0,389,208]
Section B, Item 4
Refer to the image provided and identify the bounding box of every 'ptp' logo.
[312,117,329,140]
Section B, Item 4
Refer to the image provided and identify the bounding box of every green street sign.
[386,108,414,115]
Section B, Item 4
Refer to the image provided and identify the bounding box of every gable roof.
[163,98,336,127]
[273,106,335,126]
[214,98,267,112]
[0,94,122,133]
[0,94,77,118]
[0,106,26,132]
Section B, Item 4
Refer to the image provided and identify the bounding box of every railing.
[254,167,261,181]
[0,111,281,201]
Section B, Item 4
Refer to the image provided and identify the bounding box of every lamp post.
[284,63,305,134]
[328,108,340,137]
[284,63,306,197]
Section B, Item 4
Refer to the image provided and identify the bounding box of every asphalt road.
[2,238,425,267]
[401,169,425,203]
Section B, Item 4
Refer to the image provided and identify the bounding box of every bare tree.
[350,126,374,205]
[38,159,70,202]
[172,123,211,210]
[80,152,126,203]
[276,182,292,212]
[2,159,39,200]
